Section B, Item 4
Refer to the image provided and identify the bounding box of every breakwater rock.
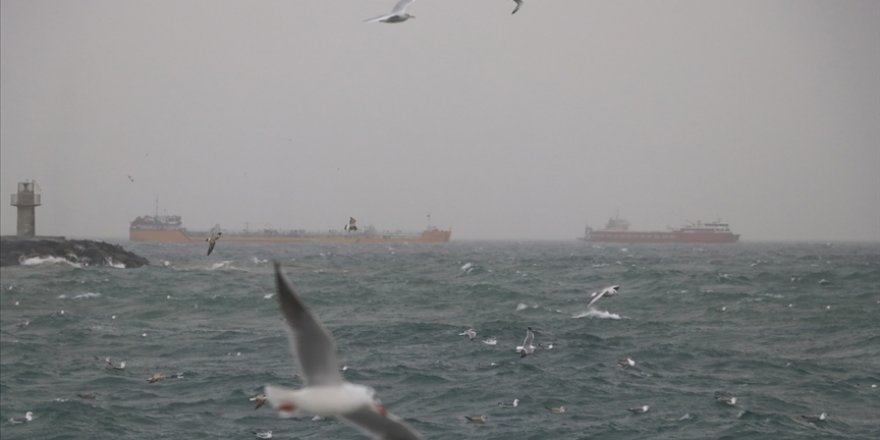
[0,236,149,268]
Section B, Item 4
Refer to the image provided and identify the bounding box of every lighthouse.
[10,181,41,237]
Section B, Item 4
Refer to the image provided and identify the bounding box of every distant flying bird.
[365,0,416,23]
[127,175,134,183]
[206,226,222,256]
[459,328,477,341]
[344,217,358,232]
[512,0,523,14]
[587,285,620,308]
[263,263,423,440]
[250,394,268,410]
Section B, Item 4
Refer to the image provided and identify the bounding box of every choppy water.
[2,241,879,439]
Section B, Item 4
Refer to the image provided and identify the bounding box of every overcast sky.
[2,0,878,242]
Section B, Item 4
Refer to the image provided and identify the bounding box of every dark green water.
[2,241,878,439]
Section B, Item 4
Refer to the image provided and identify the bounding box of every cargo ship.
[130,214,451,244]
[581,217,739,243]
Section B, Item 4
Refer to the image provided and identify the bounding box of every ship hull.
[585,231,739,244]
[130,228,451,244]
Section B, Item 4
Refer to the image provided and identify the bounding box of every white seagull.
[459,328,477,341]
[587,285,620,308]
[206,226,222,256]
[516,327,536,358]
[264,263,422,440]
[365,0,416,24]
[628,405,650,414]
[714,392,737,406]
[8,411,33,424]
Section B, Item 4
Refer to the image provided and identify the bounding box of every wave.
[20,256,82,268]
[573,309,622,320]
[58,292,102,299]
[105,257,126,269]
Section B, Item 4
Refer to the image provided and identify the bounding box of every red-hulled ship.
[581,217,740,244]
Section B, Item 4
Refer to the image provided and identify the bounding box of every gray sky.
[2,0,879,241]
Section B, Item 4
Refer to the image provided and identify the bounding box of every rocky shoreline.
[0,236,149,268]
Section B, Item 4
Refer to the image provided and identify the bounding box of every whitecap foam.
[74,292,101,299]
[210,261,232,270]
[104,257,126,269]
[515,303,528,311]
[20,256,82,268]
[573,309,622,320]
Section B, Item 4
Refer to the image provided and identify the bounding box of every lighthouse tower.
[10,181,41,237]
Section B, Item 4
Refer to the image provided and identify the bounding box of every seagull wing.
[339,407,423,440]
[274,263,343,386]
[364,13,393,23]
[522,328,534,347]
[391,0,415,14]
[587,290,607,307]
[207,240,216,256]
[512,0,523,14]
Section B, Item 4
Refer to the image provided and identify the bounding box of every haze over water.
[2,241,878,439]
[2,1,879,242]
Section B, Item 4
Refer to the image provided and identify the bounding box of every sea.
[1,240,878,440]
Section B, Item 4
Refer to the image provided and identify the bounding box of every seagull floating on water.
[587,285,620,308]
[628,405,650,414]
[497,398,519,408]
[618,357,636,368]
[8,411,33,424]
[253,430,273,439]
[459,328,476,340]
[77,392,98,400]
[516,327,536,358]
[264,263,422,440]
[481,337,497,346]
[464,415,488,424]
[546,406,566,414]
[105,357,126,370]
[148,373,165,384]
[365,0,416,23]
[715,394,737,406]
[801,412,827,423]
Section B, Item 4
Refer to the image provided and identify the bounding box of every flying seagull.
[459,328,477,341]
[516,327,536,358]
[206,226,222,256]
[264,263,423,440]
[587,285,620,308]
[365,0,416,23]
[512,0,523,14]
